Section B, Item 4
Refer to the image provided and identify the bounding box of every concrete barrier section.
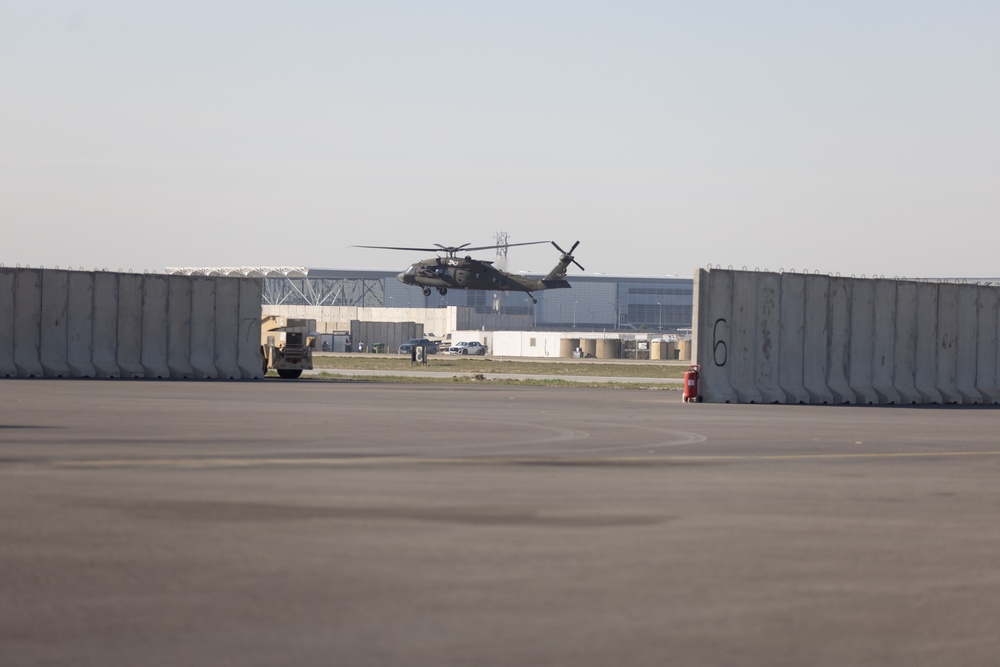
[754,272,785,404]
[92,272,120,378]
[956,284,982,403]
[117,273,146,378]
[693,269,737,403]
[40,270,70,377]
[913,283,942,403]
[847,278,877,404]
[729,271,762,404]
[238,277,265,379]
[141,275,170,379]
[190,276,218,379]
[826,277,854,404]
[892,281,921,404]
[0,270,15,377]
[801,274,833,404]
[871,280,900,404]
[694,268,1000,405]
[167,276,194,379]
[0,268,264,381]
[777,273,809,404]
[214,277,242,379]
[975,285,1000,403]
[67,271,96,378]
[935,283,961,403]
[14,269,44,377]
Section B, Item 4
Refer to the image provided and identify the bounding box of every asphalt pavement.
[3,379,1000,667]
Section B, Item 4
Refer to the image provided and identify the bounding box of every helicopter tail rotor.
[551,241,585,272]
[543,241,584,282]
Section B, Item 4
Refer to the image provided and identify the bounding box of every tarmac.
[3,379,1000,667]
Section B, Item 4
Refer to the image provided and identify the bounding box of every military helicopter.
[354,240,583,303]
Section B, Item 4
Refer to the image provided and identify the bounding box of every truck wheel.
[277,369,303,379]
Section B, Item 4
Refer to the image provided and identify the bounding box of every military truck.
[261,316,316,379]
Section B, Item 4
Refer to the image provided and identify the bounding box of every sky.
[2,1,999,279]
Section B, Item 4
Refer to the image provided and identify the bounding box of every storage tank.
[580,338,597,358]
[678,339,691,361]
[650,340,665,360]
[597,339,618,359]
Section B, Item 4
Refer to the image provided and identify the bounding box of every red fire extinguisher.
[683,364,701,403]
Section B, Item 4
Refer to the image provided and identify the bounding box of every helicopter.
[354,240,583,303]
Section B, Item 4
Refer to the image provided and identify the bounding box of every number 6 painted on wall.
[713,318,728,367]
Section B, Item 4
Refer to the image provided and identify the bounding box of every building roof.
[165,267,308,277]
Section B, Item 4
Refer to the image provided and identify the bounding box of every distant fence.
[693,268,1000,404]
[1,268,264,379]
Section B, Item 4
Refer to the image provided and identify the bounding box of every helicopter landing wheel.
[422,287,431,296]
[438,287,448,296]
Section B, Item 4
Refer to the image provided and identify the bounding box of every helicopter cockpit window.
[404,264,417,276]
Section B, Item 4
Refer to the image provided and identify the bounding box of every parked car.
[449,341,488,356]
[398,338,439,355]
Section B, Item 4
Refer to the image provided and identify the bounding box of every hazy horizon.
[3,2,998,279]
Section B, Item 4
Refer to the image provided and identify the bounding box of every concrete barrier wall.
[694,268,1000,404]
[0,268,263,380]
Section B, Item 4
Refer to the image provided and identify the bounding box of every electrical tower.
[494,231,509,272]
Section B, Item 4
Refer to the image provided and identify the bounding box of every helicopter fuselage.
[397,256,570,296]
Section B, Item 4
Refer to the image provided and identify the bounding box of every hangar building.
[247,267,694,333]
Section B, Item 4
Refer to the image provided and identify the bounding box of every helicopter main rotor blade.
[352,245,448,252]
[450,241,552,253]
[354,241,551,254]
